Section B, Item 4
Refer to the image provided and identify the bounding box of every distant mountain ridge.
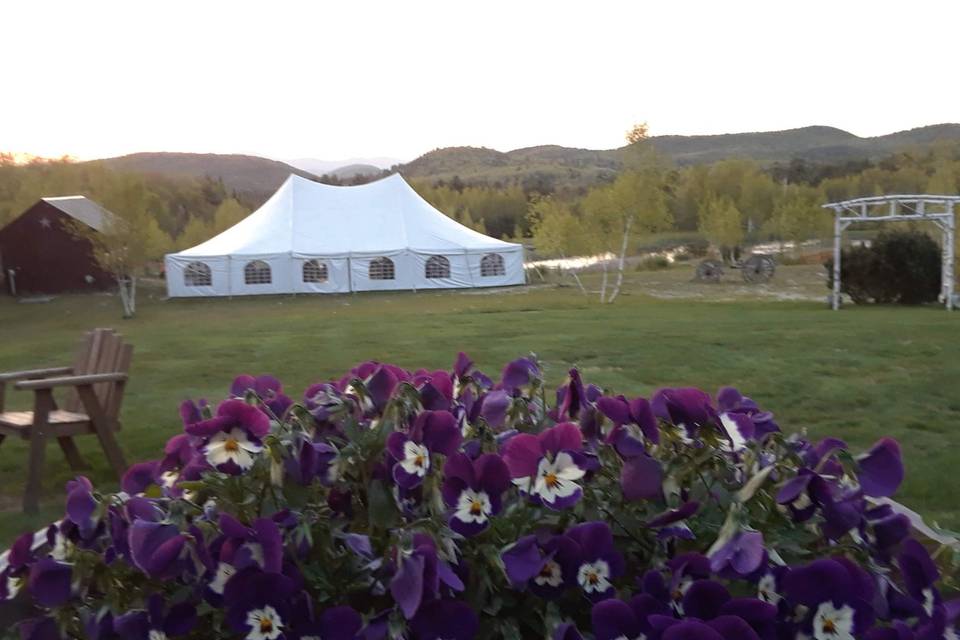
[287,157,401,176]
[400,124,960,188]
[90,152,319,195]
[80,124,960,197]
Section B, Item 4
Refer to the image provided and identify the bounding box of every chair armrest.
[15,372,128,390]
[0,367,73,383]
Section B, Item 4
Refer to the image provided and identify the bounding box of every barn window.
[244,260,272,285]
[369,257,395,280]
[425,255,451,279]
[480,253,506,277]
[302,259,328,283]
[184,261,212,287]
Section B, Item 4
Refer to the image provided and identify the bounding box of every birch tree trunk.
[607,216,634,304]
[117,276,137,319]
[599,254,609,304]
[559,252,588,295]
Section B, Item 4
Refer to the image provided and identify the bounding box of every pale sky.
[2,0,957,163]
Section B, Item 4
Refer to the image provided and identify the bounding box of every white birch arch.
[823,195,958,311]
[164,173,526,297]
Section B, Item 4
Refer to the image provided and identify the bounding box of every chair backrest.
[63,328,134,424]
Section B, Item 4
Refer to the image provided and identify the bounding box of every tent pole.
[347,255,354,294]
[946,206,955,311]
[832,214,842,310]
[465,249,475,288]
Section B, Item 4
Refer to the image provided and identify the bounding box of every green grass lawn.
[1,264,958,546]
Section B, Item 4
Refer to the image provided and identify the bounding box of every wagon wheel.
[695,259,725,283]
[741,255,775,283]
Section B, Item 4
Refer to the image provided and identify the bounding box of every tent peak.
[286,172,406,190]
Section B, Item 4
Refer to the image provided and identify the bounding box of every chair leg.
[77,386,127,480]
[57,436,90,471]
[24,389,54,514]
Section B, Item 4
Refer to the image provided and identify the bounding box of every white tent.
[164,173,525,297]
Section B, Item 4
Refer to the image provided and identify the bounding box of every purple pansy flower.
[500,357,539,390]
[223,567,297,640]
[441,453,511,536]
[565,522,624,601]
[112,594,196,640]
[18,617,61,640]
[783,557,876,640]
[409,599,478,640]
[857,437,905,498]
[65,476,98,538]
[27,558,72,608]
[651,387,717,435]
[897,538,942,620]
[599,395,661,451]
[389,534,465,620]
[478,390,511,430]
[187,399,271,475]
[128,520,186,579]
[502,422,586,509]
[512,533,580,599]
[709,530,766,578]
[231,374,292,417]
[591,595,669,640]
[287,438,338,486]
[387,410,462,489]
[717,386,780,438]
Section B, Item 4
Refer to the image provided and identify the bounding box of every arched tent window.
[184,261,212,286]
[480,253,506,277]
[425,255,451,279]
[369,257,395,280]
[244,260,272,285]
[302,259,328,283]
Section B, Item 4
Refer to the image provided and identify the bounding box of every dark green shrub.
[636,255,671,271]
[684,237,710,257]
[825,230,941,304]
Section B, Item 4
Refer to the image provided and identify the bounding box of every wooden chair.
[0,328,131,513]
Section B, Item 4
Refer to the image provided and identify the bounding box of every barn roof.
[41,196,114,232]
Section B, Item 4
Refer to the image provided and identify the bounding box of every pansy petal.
[621,454,662,501]
[27,559,72,608]
[501,433,541,479]
[857,437,904,498]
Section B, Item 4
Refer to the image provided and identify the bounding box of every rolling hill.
[401,124,960,188]
[91,152,319,196]
[79,124,960,196]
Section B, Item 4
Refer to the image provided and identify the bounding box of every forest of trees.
[2,141,959,271]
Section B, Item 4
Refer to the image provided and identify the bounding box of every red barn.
[0,196,115,295]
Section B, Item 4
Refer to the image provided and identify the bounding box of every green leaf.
[367,479,399,530]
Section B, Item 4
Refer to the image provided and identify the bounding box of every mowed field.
[1,264,958,545]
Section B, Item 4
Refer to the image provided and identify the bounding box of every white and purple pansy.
[565,521,625,601]
[441,452,511,537]
[387,410,463,489]
[186,399,271,475]
[502,422,587,509]
[500,533,579,600]
[783,557,876,640]
[223,567,297,640]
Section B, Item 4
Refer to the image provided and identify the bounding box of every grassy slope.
[0,265,957,544]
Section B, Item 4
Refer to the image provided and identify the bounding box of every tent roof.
[172,173,520,258]
[41,196,114,232]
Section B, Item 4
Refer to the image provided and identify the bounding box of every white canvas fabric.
[165,174,525,297]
